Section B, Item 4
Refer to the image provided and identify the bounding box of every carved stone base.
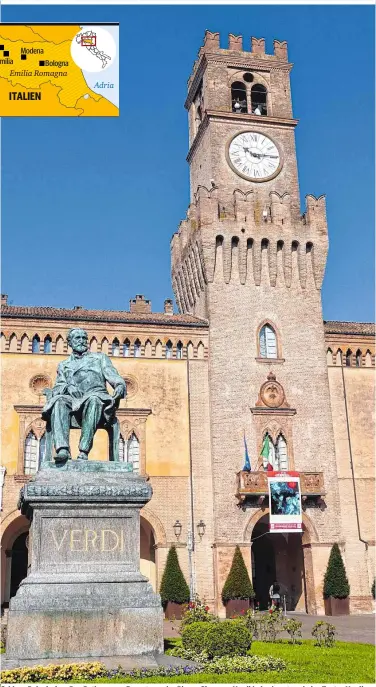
[6,462,164,660]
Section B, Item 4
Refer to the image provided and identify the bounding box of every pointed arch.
[335,348,342,366]
[355,349,362,367]
[101,338,109,354]
[134,339,141,357]
[112,338,120,356]
[9,333,18,352]
[187,341,194,359]
[258,321,278,359]
[326,348,333,365]
[32,334,40,354]
[345,349,352,367]
[145,339,152,357]
[24,431,38,475]
[165,340,173,359]
[275,433,288,470]
[155,340,162,358]
[20,333,29,353]
[1,333,6,352]
[176,341,183,359]
[365,350,372,367]
[56,335,65,354]
[43,335,52,354]
[123,338,130,357]
[197,341,205,359]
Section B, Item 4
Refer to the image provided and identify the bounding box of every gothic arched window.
[346,349,352,367]
[176,341,183,359]
[123,339,130,357]
[275,434,288,470]
[43,336,52,354]
[112,338,120,356]
[119,435,125,462]
[24,431,38,474]
[127,433,140,473]
[134,340,141,357]
[251,84,267,115]
[32,335,40,354]
[165,341,173,359]
[231,81,247,113]
[355,350,362,367]
[259,324,277,359]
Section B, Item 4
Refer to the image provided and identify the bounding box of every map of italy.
[0,23,119,117]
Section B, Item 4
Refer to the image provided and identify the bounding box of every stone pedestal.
[6,461,164,660]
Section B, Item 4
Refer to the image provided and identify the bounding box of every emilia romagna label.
[0,23,119,116]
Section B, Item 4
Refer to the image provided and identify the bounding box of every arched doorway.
[1,514,30,607]
[251,514,306,612]
[140,516,156,591]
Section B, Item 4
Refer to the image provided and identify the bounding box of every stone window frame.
[228,70,272,116]
[255,318,284,363]
[251,409,296,471]
[15,405,151,476]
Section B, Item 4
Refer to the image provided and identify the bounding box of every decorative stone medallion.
[257,371,287,408]
[29,374,52,396]
[122,374,138,400]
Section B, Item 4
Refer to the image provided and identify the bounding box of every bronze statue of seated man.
[42,328,126,463]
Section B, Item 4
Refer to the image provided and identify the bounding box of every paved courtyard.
[164,612,376,645]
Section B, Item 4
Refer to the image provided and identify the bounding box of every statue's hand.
[67,385,81,398]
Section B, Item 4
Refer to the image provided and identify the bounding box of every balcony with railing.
[236,470,325,505]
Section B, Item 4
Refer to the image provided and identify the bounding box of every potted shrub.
[323,543,350,615]
[160,545,190,619]
[222,545,255,617]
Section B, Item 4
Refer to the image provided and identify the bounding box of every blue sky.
[1,4,374,322]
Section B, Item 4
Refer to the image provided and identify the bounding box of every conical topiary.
[222,545,255,603]
[160,545,190,605]
[323,543,350,599]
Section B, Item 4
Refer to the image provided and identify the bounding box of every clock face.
[227,131,281,181]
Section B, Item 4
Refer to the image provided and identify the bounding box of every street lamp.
[197,519,206,540]
[173,520,182,540]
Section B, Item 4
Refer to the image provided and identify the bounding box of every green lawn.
[2,638,375,683]
[90,638,375,684]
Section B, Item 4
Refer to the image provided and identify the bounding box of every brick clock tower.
[171,32,356,614]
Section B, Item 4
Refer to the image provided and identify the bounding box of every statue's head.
[67,328,88,354]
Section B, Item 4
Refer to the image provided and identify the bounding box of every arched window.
[155,340,162,358]
[21,334,29,353]
[275,434,288,470]
[119,434,125,462]
[101,338,109,354]
[127,433,140,473]
[346,349,352,367]
[336,349,342,366]
[251,84,267,115]
[145,340,152,357]
[56,335,65,354]
[365,350,372,367]
[165,341,173,359]
[39,433,46,465]
[134,340,141,357]
[259,324,277,359]
[231,81,247,113]
[261,432,275,469]
[176,341,183,359]
[112,338,120,356]
[197,342,205,359]
[43,336,52,354]
[261,433,288,471]
[32,335,40,354]
[123,339,130,357]
[326,348,333,365]
[24,431,38,474]
[187,341,194,359]
[9,334,17,352]
[355,350,362,367]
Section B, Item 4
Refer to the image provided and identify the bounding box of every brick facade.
[1,31,374,616]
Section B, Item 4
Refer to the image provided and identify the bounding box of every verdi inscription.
[39,516,137,567]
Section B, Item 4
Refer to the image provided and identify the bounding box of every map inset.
[0,23,119,117]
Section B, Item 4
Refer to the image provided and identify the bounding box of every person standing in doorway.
[269,580,281,609]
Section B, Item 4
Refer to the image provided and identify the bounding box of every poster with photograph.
[268,472,302,533]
